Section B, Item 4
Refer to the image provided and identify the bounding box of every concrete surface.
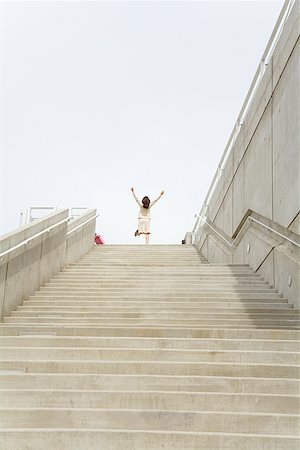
[192,0,300,308]
[0,209,97,320]
[0,245,299,449]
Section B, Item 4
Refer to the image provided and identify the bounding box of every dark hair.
[142,196,150,209]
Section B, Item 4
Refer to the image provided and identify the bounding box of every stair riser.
[17,305,294,312]
[4,318,299,327]
[38,287,276,293]
[0,374,299,395]
[57,273,260,278]
[28,295,288,301]
[0,361,298,379]
[1,337,298,352]
[0,391,297,413]
[1,348,299,364]
[0,326,298,339]
[0,408,298,434]
[0,430,298,450]
[10,312,297,319]
[47,281,268,286]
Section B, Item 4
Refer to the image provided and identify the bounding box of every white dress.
[132,192,162,234]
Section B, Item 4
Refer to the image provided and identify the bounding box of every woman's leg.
[145,233,150,245]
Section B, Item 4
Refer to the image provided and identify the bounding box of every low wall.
[66,209,97,265]
[0,209,97,320]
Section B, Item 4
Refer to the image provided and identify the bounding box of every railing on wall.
[192,0,296,236]
[199,211,300,251]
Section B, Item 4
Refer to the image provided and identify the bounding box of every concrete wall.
[66,209,97,265]
[193,1,300,307]
[0,209,97,320]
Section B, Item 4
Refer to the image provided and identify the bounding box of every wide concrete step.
[0,405,299,435]
[74,262,207,267]
[69,264,249,268]
[1,336,299,352]
[0,429,298,450]
[1,347,299,364]
[6,314,299,327]
[89,249,199,251]
[47,279,268,286]
[38,283,277,295]
[82,253,207,257]
[0,326,298,339]
[8,309,299,318]
[1,429,299,450]
[0,390,297,413]
[83,260,210,265]
[2,323,299,331]
[31,293,286,300]
[4,318,300,328]
[26,297,290,304]
[0,359,298,378]
[11,310,297,319]
[36,290,280,298]
[69,262,248,267]
[63,268,256,274]
[0,373,299,395]
[56,273,260,279]
[17,303,294,311]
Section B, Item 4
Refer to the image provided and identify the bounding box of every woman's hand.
[131,187,134,192]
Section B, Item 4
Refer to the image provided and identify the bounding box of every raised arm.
[131,187,143,207]
[150,190,165,207]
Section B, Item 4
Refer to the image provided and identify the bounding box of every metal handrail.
[198,214,300,249]
[193,0,295,234]
[0,217,71,261]
[67,214,99,236]
[203,220,235,248]
[248,216,300,248]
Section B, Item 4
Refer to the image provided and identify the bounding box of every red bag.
[95,233,104,245]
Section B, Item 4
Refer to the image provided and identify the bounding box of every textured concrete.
[193,0,300,308]
[0,245,299,449]
[273,40,300,227]
[0,209,97,321]
[0,210,69,321]
[66,209,97,265]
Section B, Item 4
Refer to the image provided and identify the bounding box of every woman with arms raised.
[131,187,164,245]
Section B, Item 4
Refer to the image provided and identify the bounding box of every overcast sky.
[0,0,284,244]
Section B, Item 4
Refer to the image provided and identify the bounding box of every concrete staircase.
[0,244,299,449]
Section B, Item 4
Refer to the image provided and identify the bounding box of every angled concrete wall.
[0,209,97,320]
[193,0,300,307]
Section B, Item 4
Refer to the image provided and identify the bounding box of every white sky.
[0,0,284,244]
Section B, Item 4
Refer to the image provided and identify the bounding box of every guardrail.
[248,216,300,248]
[19,207,89,226]
[66,214,99,236]
[198,212,300,250]
[193,0,295,235]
